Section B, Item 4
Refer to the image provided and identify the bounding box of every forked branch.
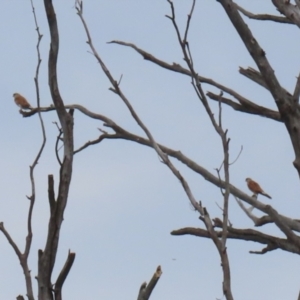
[137,266,162,300]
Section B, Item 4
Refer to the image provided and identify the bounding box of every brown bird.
[13,93,32,110]
[245,178,271,199]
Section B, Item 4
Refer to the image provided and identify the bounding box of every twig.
[229,145,243,165]
[74,132,119,155]
[54,125,63,166]
[293,72,300,103]
[183,0,196,43]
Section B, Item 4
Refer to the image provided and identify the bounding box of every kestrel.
[13,93,32,110]
[245,178,271,199]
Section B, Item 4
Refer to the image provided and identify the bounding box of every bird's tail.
[261,192,272,199]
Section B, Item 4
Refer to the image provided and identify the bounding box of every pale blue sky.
[1,1,300,299]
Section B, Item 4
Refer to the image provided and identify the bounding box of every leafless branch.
[48,175,55,214]
[76,1,204,217]
[53,123,63,166]
[249,244,278,254]
[0,223,34,299]
[239,67,292,102]
[293,73,300,103]
[166,2,233,298]
[54,251,76,300]
[108,40,282,122]
[265,205,300,248]
[137,266,162,300]
[171,225,300,255]
[74,132,119,155]
[235,3,293,24]
[206,91,281,122]
[235,197,259,224]
[218,0,300,176]
[229,146,243,165]
[0,223,22,259]
[236,196,300,236]
[24,102,300,234]
[27,0,46,258]
[183,0,195,43]
[75,3,235,296]
[3,1,46,299]
[239,67,269,90]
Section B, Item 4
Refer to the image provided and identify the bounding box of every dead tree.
[3,0,300,299]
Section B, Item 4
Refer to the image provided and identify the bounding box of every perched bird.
[245,177,272,199]
[13,93,32,110]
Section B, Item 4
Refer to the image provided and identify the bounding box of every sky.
[1,1,300,299]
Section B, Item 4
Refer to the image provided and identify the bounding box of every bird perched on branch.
[13,93,32,110]
[245,178,271,199]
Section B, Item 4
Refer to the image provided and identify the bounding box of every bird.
[245,178,271,199]
[13,93,33,110]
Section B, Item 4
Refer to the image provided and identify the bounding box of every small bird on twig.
[13,93,33,110]
[245,178,272,199]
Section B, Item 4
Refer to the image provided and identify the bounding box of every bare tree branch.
[171,225,300,255]
[235,3,293,24]
[218,0,300,178]
[238,67,271,91]
[0,2,46,299]
[53,123,63,166]
[235,197,260,224]
[108,40,283,122]
[166,2,233,298]
[75,0,205,217]
[206,91,281,122]
[54,251,76,300]
[137,266,162,300]
[0,223,22,259]
[23,102,300,234]
[265,205,300,248]
[74,132,118,154]
[293,73,300,103]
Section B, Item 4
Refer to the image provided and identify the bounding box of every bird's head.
[245,178,251,183]
[13,93,19,98]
